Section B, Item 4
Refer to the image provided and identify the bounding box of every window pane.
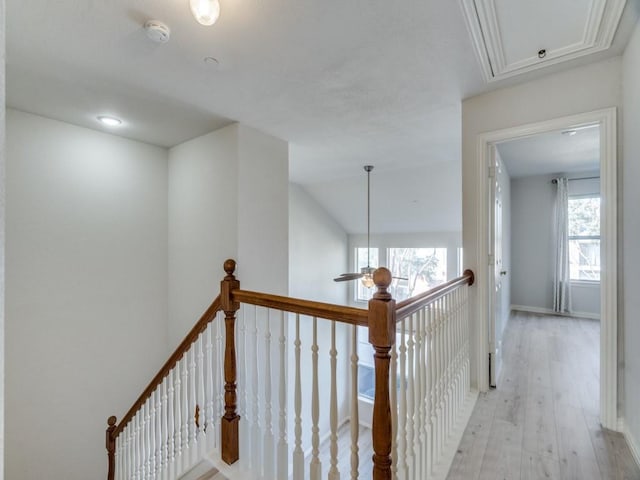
[568,197,600,237]
[387,248,447,302]
[569,239,600,281]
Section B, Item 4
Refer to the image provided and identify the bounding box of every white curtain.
[553,177,572,313]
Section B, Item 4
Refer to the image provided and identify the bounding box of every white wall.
[168,125,238,345]
[0,2,5,475]
[510,173,601,317]
[462,57,622,389]
[237,125,289,294]
[168,124,289,345]
[5,109,169,480]
[289,183,348,304]
[622,17,640,460]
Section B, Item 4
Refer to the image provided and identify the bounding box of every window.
[568,196,600,281]
[355,246,448,400]
[387,248,447,302]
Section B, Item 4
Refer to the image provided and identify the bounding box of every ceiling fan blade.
[333,273,364,282]
[392,276,409,281]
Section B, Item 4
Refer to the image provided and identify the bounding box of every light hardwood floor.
[447,311,640,480]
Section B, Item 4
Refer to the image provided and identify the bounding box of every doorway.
[473,108,618,430]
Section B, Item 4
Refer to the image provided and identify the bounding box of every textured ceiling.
[497,127,600,178]
[5,0,637,233]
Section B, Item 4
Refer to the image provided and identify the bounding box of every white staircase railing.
[106,260,475,480]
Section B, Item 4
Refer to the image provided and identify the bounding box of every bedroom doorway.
[474,108,618,430]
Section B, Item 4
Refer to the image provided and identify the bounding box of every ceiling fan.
[333,165,407,287]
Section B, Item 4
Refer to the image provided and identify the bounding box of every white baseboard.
[620,418,640,469]
[510,304,600,320]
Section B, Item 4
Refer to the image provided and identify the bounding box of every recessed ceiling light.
[97,115,122,127]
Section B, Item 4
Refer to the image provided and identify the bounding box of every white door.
[489,148,506,388]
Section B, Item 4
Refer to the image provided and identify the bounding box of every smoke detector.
[144,20,171,43]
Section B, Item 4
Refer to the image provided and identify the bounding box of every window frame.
[567,194,601,283]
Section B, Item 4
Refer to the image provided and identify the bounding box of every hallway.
[446,311,640,479]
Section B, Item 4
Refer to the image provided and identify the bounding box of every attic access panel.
[461,0,626,82]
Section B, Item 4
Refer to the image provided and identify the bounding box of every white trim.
[474,108,618,430]
[459,0,626,82]
[620,419,640,469]
[511,304,600,321]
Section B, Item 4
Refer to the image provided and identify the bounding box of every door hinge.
[488,166,496,178]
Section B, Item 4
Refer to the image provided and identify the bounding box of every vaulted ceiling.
[6,0,638,233]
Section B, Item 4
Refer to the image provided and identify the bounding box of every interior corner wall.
[168,124,239,345]
[622,17,640,458]
[5,109,169,480]
[236,125,288,295]
[462,57,622,390]
[289,183,348,304]
[168,123,289,346]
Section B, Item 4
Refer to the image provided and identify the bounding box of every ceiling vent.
[460,0,626,82]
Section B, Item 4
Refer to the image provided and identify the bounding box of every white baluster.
[407,313,415,479]
[350,325,359,480]
[156,387,163,478]
[238,307,250,465]
[310,317,322,480]
[293,314,304,480]
[197,334,206,458]
[415,310,424,479]
[263,309,275,479]
[189,347,197,465]
[134,410,141,480]
[182,352,190,471]
[150,393,157,479]
[143,407,148,479]
[427,303,435,475]
[398,317,408,477]
[277,311,288,479]
[329,320,340,480]
[161,378,169,480]
[251,306,262,475]
[168,369,176,479]
[175,360,183,469]
[437,297,445,461]
[205,323,215,452]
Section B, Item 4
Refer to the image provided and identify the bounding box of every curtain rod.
[551,176,600,184]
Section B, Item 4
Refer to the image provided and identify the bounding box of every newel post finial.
[106,416,117,480]
[368,267,396,480]
[220,260,240,465]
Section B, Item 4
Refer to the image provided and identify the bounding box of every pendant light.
[190,0,221,26]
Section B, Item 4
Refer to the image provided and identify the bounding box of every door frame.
[473,107,618,430]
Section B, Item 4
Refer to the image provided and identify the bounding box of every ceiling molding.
[460,0,627,82]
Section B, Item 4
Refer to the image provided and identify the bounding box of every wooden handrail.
[111,295,223,439]
[232,290,369,326]
[395,269,475,320]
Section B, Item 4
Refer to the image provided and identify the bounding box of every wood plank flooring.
[447,311,640,480]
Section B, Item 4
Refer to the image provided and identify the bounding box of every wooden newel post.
[106,416,117,480]
[221,259,241,465]
[368,267,396,480]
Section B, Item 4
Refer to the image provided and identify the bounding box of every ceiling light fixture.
[97,115,122,127]
[190,0,221,26]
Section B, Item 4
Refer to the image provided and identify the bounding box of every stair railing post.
[368,267,396,480]
[220,259,241,464]
[106,416,117,480]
